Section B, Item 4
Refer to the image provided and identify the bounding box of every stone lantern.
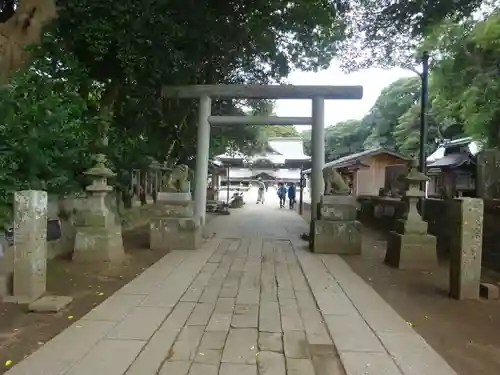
[73,153,125,262]
[385,160,438,270]
[401,160,428,231]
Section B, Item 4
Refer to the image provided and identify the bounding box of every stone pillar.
[150,192,200,251]
[310,96,325,222]
[476,149,500,199]
[449,198,483,300]
[194,95,211,226]
[12,190,48,303]
[73,154,125,262]
[312,194,361,254]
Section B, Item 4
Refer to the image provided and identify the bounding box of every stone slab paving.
[6,204,457,375]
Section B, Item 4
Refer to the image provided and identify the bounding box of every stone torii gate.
[161,85,363,225]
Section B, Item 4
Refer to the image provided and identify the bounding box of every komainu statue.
[323,167,350,195]
[165,164,189,192]
[0,0,57,84]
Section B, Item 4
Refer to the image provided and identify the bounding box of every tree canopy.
[300,2,500,163]
[0,0,353,225]
[338,0,487,70]
[0,0,498,226]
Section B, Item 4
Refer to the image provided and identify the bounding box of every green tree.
[300,119,370,161]
[262,126,300,139]
[428,11,500,146]
[338,0,486,70]
[300,129,312,156]
[0,0,353,210]
[0,54,96,226]
[363,77,421,150]
[325,120,369,161]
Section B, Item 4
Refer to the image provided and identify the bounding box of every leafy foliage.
[0,0,498,228]
[301,74,464,162]
[363,76,423,151]
[262,126,299,139]
[0,0,357,222]
[301,119,370,161]
[0,53,96,226]
[338,0,486,70]
[428,10,500,147]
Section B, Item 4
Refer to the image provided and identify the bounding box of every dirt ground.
[0,225,169,374]
[300,204,500,375]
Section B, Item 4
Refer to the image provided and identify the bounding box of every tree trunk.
[0,0,57,84]
[121,189,133,209]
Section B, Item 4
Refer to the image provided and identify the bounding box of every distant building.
[214,137,310,186]
[426,137,480,197]
[304,148,412,196]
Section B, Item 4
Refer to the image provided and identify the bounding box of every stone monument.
[11,190,48,303]
[476,149,500,199]
[73,154,125,262]
[150,164,201,251]
[311,168,361,254]
[449,198,483,300]
[385,161,438,270]
[6,191,73,311]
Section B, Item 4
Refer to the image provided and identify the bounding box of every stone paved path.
[6,203,457,375]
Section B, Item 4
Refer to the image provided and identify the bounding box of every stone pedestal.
[449,198,483,300]
[73,156,125,263]
[157,192,191,202]
[312,195,361,254]
[150,193,200,251]
[385,197,438,270]
[12,190,48,303]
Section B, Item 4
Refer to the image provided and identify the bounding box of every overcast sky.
[275,61,415,132]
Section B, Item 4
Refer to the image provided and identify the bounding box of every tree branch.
[100,81,120,109]
[0,0,57,84]
[399,64,423,78]
[0,0,16,23]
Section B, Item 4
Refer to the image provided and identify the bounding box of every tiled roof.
[251,154,286,164]
[268,137,310,160]
[215,152,246,160]
[427,153,475,168]
[216,137,310,163]
[426,137,481,163]
[303,147,411,174]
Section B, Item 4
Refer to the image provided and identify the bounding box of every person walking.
[277,182,287,208]
[256,177,266,204]
[288,182,296,209]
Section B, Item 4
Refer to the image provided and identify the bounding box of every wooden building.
[304,148,412,196]
[426,137,480,198]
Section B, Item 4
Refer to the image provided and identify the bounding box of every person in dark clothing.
[277,182,287,208]
[287,183,296,209]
